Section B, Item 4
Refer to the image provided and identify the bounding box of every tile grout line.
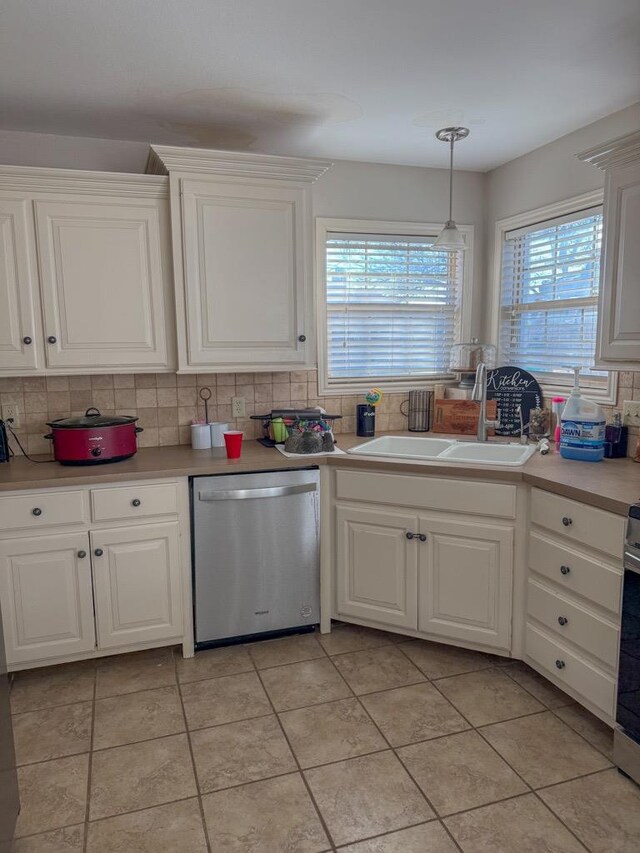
[82,665,97,853]
[547,705,615,761]
[432,677,593,852]
[487,659,616,766]
[322,643,462,850]
[13,632,616,850]
[388,646,598,849]
[318,641,463,851]
[173,653,214,853]
[254,663,339,853]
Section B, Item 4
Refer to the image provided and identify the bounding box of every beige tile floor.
[8,623,640,852]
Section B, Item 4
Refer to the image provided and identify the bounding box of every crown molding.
[147,144,333,182]
[0,164,168,198]
[578,130,640,171]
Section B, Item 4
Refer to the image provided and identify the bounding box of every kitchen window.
[494,193,614,401]
[316,218,473,394]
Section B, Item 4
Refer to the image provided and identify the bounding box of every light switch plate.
[232,396,246,418]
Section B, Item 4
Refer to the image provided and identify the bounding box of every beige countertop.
[0,431,638,515]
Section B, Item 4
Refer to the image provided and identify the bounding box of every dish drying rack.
[250,409,342,447]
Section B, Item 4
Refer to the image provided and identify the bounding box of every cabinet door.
[597,161,640,366]
[34,197,170,369]
[180,178,310,368]
[336,504,418,629]
[419,515,513,650]
[0,197,40,372]
[0,533,95,665]
[91,523,182,649]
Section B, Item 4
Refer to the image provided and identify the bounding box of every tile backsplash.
[1,370,638,457]
[0,371,410,457]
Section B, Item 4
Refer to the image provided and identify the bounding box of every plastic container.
[191,423,212,449]
[551,397,566,445]
[559,369,605,462]
[210,422,230,447]
[223,430,243,459]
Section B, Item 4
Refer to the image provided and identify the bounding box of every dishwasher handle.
[198,482,317,501]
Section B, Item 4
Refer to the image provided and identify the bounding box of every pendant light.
[432,126,469,252]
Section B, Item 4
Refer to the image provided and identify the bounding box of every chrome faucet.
[472,362,499,442]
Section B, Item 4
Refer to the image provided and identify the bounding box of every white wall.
[483,102,640,335]
[0,129,149,172]
[313,160,486,337]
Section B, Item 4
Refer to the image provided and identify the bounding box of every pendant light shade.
[433,126,469,252]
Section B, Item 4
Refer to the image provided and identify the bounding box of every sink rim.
[347,435,535,467]
[437,442,536,466]
[347,435,456,460]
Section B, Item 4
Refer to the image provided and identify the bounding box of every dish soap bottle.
[559,368,605,462]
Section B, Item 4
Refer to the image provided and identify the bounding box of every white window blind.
[325,232,464,381]
[500,207,605,386]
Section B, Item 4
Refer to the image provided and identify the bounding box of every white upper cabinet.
[579,131,640,368]
[148,146,331,372]
[35,197,170,369]
[0,197,40,371]
[0,167,175,375]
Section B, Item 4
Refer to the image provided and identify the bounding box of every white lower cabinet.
[419,515,513,650]
[0,479,188,669]
[91,523,182,649]
[336,505,418,630]
[527,489,623,722]
[334,491,514,650]
[0,532,96,664]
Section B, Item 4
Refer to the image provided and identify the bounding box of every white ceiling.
[1,0,638,171]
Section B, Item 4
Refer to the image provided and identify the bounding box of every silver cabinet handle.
[199,482,317,501]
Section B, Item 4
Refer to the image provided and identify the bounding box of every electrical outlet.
[622,400,640,426]
[1,403,20,429]
[231,396,246,418]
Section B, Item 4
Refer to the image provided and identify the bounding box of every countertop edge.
[0,433,637,517]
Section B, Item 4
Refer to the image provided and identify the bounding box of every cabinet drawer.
[525,623,616,718]
[335,470,516,518]
[0,490,86,532]
[529,532,622,614]
[527,579,619,668]
[530,488,624,559]
[91,483,178,522]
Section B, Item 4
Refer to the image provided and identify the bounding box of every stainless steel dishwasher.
[192,468,320,647]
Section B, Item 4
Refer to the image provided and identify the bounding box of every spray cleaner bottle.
[559,368,605,462]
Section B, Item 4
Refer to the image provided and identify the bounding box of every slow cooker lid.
[47,407,138,429]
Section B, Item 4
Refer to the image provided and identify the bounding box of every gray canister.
[401,390,432,431]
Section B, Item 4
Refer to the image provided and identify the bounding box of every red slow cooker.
[44,408,143,465]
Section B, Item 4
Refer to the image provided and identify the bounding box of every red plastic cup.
[223,430,243,459]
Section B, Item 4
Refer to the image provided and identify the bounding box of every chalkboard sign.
[486,367,543,436]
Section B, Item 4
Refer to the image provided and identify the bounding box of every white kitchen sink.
[347,435,536,467]
[347,435,456,460]
[438,442,535,466]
